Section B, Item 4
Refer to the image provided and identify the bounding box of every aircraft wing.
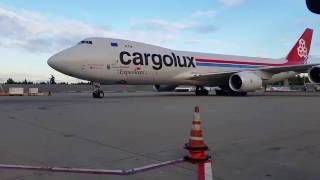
[257,63,320,73]
[187,71,237,83]
[187,64,320,83]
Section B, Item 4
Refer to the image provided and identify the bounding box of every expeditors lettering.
[119,51,196,70]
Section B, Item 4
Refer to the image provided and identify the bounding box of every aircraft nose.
[47,55,58,69]
[47,50,73,73]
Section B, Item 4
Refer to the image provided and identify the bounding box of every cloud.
[1,7,216,53]
[131,19,190,32]
[219,0,244,7]
[131,19,218,34]
[191,25,219,34]
[191,10,216,18]
[0,6,220,54]
[184,38,236,48]
[126,30,178,44]
[0,7,119,53]
[185,39,201,44]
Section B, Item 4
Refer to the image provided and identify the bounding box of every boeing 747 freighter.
[48,28,320,98]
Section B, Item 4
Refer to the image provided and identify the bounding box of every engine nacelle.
[229,72,263,92]
[308,66,320,83]
[153,85,177,92]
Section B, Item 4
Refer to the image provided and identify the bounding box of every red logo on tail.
[286,28,313,65]
[297,39,308,59]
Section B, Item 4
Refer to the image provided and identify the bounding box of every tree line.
[4,75,91,85]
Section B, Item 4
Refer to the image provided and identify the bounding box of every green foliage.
[6,78,15,84]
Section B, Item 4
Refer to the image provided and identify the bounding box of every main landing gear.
[194,86,248,96]
[92,83,104,98]
[215,89,247,96]
[195,86,209,96]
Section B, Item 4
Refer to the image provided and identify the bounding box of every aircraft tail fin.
[286,28,313,65]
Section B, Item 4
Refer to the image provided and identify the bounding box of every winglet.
[286,28,313,65]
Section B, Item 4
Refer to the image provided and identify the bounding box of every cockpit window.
[111,42,118,47]
[78,40,93,45]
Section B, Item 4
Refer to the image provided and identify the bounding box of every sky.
[0,0,319,83]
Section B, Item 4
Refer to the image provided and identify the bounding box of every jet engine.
[153,85,178,92]
[308,66,320,83]
[229,72,263,92]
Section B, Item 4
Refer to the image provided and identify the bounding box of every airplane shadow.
[102,92,320,98]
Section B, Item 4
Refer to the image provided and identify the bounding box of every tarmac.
[0,91,320,180]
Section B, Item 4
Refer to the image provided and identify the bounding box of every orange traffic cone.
[184,106,210,163]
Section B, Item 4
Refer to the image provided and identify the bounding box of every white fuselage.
[47,38,297,87]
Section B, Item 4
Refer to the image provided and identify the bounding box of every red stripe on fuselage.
[195,59,302,67]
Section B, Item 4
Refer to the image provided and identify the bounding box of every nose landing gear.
[92,83,104,98]
[93,90,104,98]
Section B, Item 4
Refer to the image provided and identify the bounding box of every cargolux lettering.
[119,51,196,70]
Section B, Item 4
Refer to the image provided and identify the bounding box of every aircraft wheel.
[239,92,247,96]
[98,91,104,98]
[229,91,247,96]
[195,86,209,96]
[92,91,98,98]
[93,90,104,98]
[215,90,227,96]
[216,89,247,96]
